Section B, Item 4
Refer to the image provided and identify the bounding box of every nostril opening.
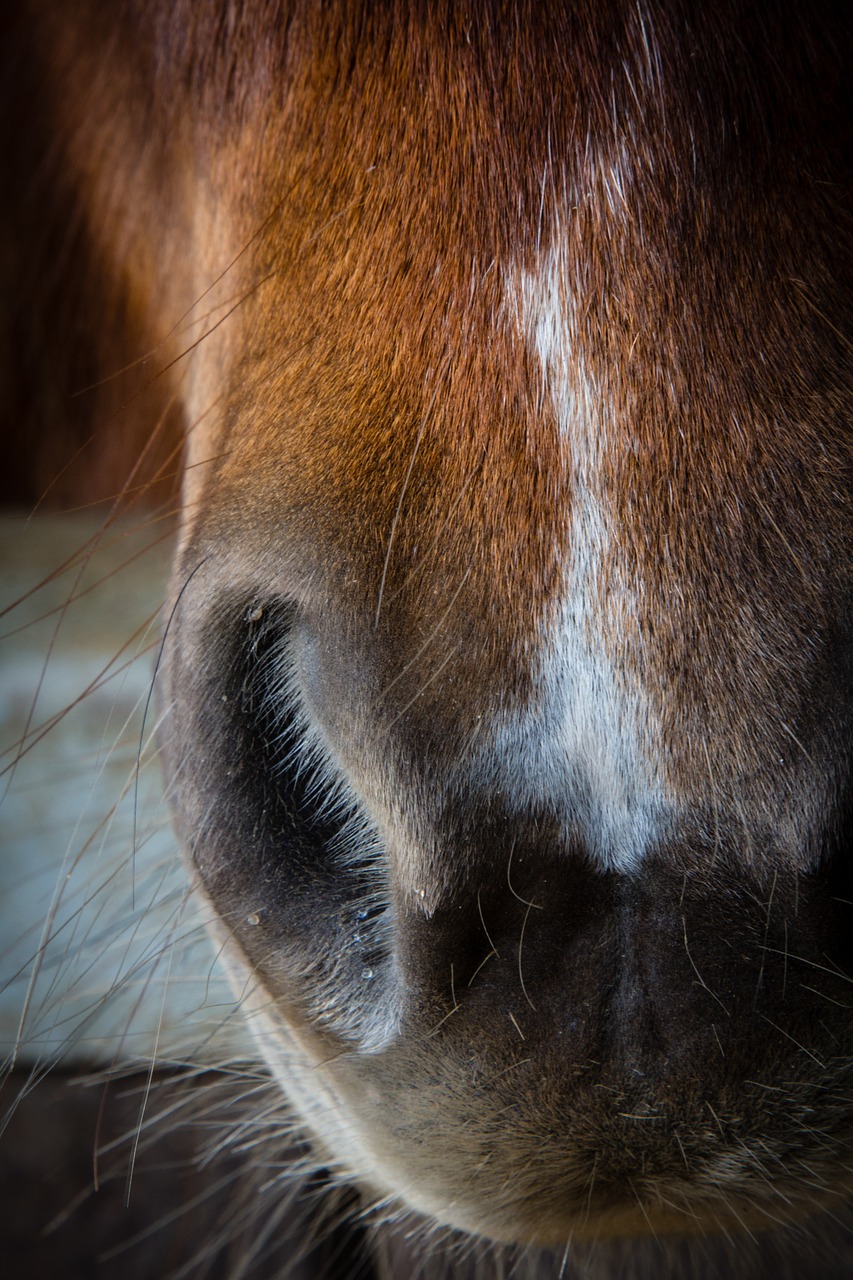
[820,785,853,972]
[175,593,395,1019]
[217,594,374,877]
[233,597,343,857]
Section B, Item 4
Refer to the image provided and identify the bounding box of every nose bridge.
[297,507,841,907]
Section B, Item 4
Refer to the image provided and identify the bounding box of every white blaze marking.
[494,239,667,872]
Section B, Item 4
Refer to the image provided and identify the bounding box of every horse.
[1,2,850,1276]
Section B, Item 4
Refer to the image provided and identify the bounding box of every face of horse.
[10,0,852,1256]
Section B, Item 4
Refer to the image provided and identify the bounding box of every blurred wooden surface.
[0,1068,368,1280]
[0,512,249,1068]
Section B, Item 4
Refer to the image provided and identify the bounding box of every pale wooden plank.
[0,514,251,1067]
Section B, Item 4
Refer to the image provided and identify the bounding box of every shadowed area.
[0,1069,374,1280]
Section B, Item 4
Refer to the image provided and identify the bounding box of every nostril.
[169,592,396,1039]
[216,594,367,870]
[232,597,343,853]
[818,788,853,971]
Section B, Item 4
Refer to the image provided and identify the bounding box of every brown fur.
[2,2,851,1276]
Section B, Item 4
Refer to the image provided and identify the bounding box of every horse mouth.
[159,570,853,1246]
